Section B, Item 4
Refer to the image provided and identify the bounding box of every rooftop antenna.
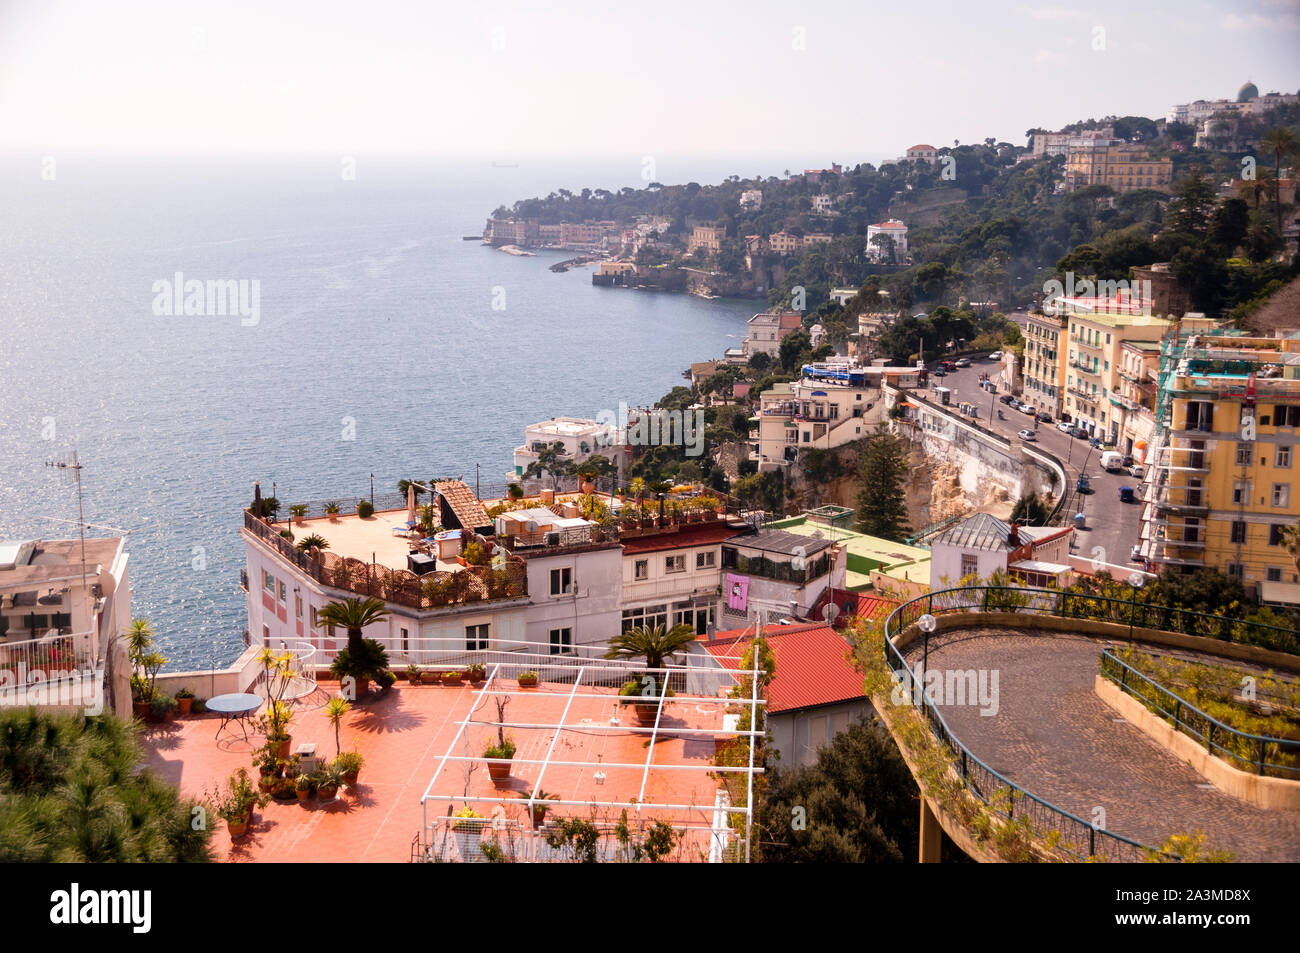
[45,450,89,601]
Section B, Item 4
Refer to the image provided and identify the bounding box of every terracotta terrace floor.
[141,677,736,863]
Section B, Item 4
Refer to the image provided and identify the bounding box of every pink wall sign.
[726,573,749,612]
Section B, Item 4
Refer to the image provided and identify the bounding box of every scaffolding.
[415,652,766,863]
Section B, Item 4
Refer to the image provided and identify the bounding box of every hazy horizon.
[2,0,1297,159]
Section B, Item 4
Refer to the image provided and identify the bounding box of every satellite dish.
[821,603,841,624]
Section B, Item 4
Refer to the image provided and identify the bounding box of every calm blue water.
[0,153,830,669]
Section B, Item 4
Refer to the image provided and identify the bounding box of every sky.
[0,0,1298,159]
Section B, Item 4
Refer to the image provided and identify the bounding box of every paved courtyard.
[903,627,1300,862]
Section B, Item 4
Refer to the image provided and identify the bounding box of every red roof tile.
[702,625,866,714]
[809,587,897,629]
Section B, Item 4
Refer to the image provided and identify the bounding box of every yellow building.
[1065,140,1173,193]
[1142,334,1300,600]
[1115,340,1161,457]
[1058,305,1172,442]
[688,225,726,255]
[1022,310,1068,418]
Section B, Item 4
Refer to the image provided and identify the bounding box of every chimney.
[1007,522,1020,549]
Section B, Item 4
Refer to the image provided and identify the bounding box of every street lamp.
[1127,571,1146,645]
[918,613,937,693]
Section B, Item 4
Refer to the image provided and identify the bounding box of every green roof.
[764,515,931,591]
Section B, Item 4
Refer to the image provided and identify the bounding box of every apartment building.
[1065,140,1173,193]
[1057,303,1172,440]
[1021,309,1068,418]
[1115,340,1161,457]
[512,417,620,479]
[619,521,745,636]
[811,194,833,214]
[720,530,842,623]
[803,232,833,247]
[768,230,804,256]
[741,309,804,359]
[739,189,763,210]
[1141,334,1300,601]
[688,225,726,255]
[865,220,908,262]
[1030,126,1113,157]
[905,144,939,165]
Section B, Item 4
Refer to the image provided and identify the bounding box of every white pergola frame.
[418,652,766,863]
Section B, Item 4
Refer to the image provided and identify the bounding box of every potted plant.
[294,772,313,802]
[483,736,516,783]
[420,669,441,685]
[619,680,670,726]
[450,807,484,861]
[271,774,298,801]
[334,750,364,787]
[328,637,390,701]
[324,501,341,521]
[315,764,343,803]
[149,693,178,723]
[259,700,294,759]
[517,671,539,688]
[507,483,524,501]
[405,663,422,686]
[466,663,486,685]
[520,788,558,829]
[357,499,375,519]
[174,687,195,715]
[215,768,267,840]
[443,669,464,686]
[290,503,308,525]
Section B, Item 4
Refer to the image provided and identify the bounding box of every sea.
[0,152,868,669]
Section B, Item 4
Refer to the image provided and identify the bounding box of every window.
[1278,446,1292,468]
[549,567,572,596]
[549,628,573,655]
[622,604,668,632]
[278,581,287,603]
[665,555,686,574]
[295,594,302,618]
[1270,524,1287,546]
[960,554,979,578]
[696,550,717,569]
[1236,443,1253,466]
[263,571,275,593]
[634,559,648,580]
[1227,563,1244,579]
[1273,483,1290,508]
[1230,521,1248,544]
[310,607,318,630]
[400,627,409,653]
[466,623,489,650]
[1267,567,1284,582]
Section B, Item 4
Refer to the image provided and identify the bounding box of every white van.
[1100,451,1124,472]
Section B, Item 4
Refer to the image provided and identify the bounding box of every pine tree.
[856,425,912,540]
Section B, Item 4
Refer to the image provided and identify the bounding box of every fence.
[0,631,97,685]
[1099,649,1300,779]
[883,587,1173,862]
[244,511,529,611]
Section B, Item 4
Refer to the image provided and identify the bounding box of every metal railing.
[880,587,1278,861]
[0,631,97,684]
[1099,649,1300,779]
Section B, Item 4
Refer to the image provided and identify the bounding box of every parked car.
[1089,437,1102,449]
[999,394,1015,405]
[1017,429,1037,441]
[1129,464,1145,479]
[1119,485,1135,503]
[988,351,1002,361]
[955,358,972,367]
[1130,544,1144,562]
[1073,427,1089,439]
[1018,401,1035,414]
[1036,412,1054,424]
[1100,451,1125,472]
[1057,421,1074,433]
[1076,473,1092,493]
[932,367,947,377]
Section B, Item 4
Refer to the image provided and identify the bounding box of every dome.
[1237,81,1258,102]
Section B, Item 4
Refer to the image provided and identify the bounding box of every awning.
[1009,559,1072,575]
[1259,580,1300,607]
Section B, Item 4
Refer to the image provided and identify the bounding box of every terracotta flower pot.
[271,737,292,759]
[318,784,338,802]
[529,807,549,830]
[517,674,538,688]
[132,701,150,720]
[420,672,440,685]
[487,759,512,783]
[227,817,249,840]
[177,697,193,715]
[443,673,463,686]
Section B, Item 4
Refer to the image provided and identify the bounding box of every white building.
[811,194,833,215]
[866,220,908,262]
[512,417,620,480]
[928,513,1073,590]
[740,189,763,211]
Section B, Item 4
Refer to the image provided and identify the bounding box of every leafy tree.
[856,425,912,540]
[1008,491,1049,526]
[604,623,696,676]
[753,718,925,863]
[524,440,574,489]
[1259,127,1300,235]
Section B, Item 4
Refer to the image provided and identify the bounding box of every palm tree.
[1259,127,1299,237]
[604,623,697,677]
[295,533,329,554]
[316,597,391,655]
[324,696,351,756]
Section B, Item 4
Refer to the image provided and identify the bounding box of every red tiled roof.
[619,521,745,555]
[809,587,897,629]
[702,624,866,714]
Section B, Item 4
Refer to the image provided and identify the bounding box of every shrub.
[357,500,375,519]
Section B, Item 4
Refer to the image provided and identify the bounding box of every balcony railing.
[244,510,528,611]
[722,550,832,584]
